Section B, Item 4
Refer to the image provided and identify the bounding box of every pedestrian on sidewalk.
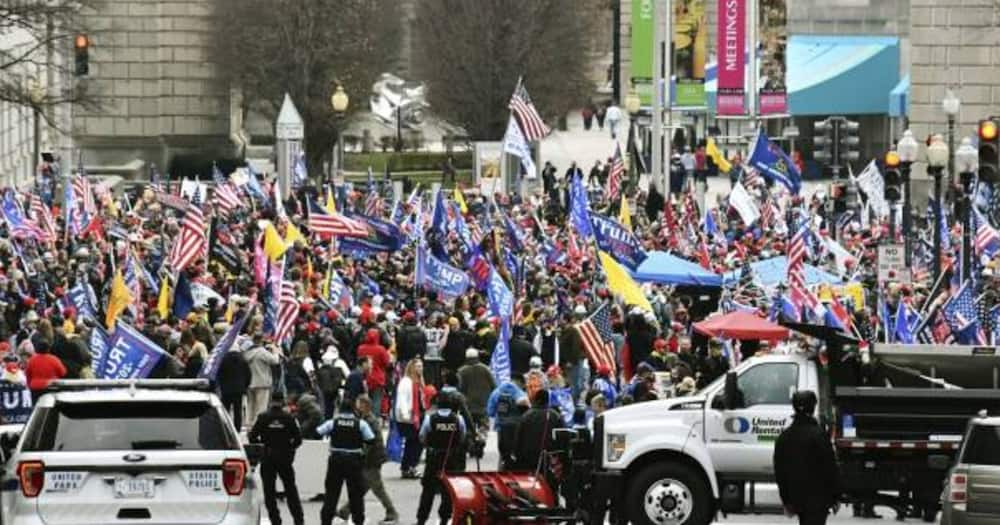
[605,101,623,140]
[337,394,399,524]
[244,337,281,427]
[394,358,429,479]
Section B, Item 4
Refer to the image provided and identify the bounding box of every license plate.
[114,478,155,499]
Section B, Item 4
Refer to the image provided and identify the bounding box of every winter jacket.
[558,324,583,365]
[774,415,842,514]
[244,345,280,389]
[356,329,391,390]
[395,323,427,362]
[442,329,474,371]
[217,350,252,396]
[457,361,496,416]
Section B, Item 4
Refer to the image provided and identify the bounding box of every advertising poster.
[631,0,655,105]
[716,0,746,115]
[759,0,788,114]
[672,0,707,107]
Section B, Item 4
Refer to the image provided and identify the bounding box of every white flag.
[853,160,888,218]
[729,182,760,226]
[503,116,537,178]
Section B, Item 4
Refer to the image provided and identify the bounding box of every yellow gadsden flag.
[156,278,171,319]
[619,195,632,230]
[106,269,134,329]
[262,222,289,262]
[325,186,337,214]
[454,186,468,214]
[706,138,732,174]
[284,222,308,248]
[597,251,652,312]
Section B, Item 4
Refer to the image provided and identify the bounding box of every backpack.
[495,392,519,426]
[316,364,345,397]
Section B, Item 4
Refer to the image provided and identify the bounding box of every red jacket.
[356,328,391,389]
[26,353,67,392]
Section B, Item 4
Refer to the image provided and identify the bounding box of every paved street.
[264,431,916,525]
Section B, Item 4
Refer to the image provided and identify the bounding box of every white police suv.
[0,379,263,524]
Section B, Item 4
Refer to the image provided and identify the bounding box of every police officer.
[416,391,467,525]
[316,399,376,525]
[248,392,304,525]
[774,391,842,525]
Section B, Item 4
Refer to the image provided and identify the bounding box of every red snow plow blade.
[442,471,575,524]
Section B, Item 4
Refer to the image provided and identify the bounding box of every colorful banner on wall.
[758,0,788,114]
[631,0,655,105]
[672,0,707,107]
[716,0,746,115]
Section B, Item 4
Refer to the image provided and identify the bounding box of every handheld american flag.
[576,303,616,375]
[508,79,550,141]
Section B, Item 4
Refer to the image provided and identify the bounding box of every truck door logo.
[724,417,751,433]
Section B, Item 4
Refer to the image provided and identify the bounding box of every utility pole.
[651,0,664,194]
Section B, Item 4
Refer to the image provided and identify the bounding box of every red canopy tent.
[693,311,790,341]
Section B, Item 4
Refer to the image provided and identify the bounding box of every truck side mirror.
[723,372,741,410]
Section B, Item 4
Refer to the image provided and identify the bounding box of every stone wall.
[909,0,1000,146]
[74,0,231,169]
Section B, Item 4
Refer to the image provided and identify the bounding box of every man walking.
[248,393,304,525]
[774,391,841,525]
[416,391,467,525]
[457,348,495,430]
[337,395,399,524]
[316,399,376,525]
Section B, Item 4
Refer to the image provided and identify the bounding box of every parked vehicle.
[942,413,1000,525]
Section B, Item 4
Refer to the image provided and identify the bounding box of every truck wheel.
[921,504,938,523]
[628,461,712,525]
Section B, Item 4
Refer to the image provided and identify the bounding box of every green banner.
[631,0,654,105]
[675,82,706,107]
[672,0,707,107]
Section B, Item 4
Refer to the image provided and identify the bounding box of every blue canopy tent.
[632,251,723,287]
[723,256,842,289]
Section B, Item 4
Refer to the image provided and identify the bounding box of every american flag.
[274,280,299,343]
[508,80,550,141]
[682,190,699,227]
[307,205,369,238]
[365,192,381,218]
[607,143,624,202]
[788,225,822,320]
[212,183,243,215]
[975,209,1000,258]
[169,202,207,272]
[943,281,987,345]
[742,166,762,188]
[29,195,56,240]
[576,303,616,375]
[74,174,96,215]
[211,162,226,184]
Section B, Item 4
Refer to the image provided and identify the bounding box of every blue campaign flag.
[415,244,471,300]
[244,163,266,200]
[895,300,915,344]
[487,268,514,320]
[339,215,405,255]
[89,325,112,378]
[747,129,801,195]
[173,272,194,319]
[590,214,648,271]
[0,381,32,425]
[100,323,166,380]
[200,304,255,380]
[571,173,593,238]
[704,208,719,238]
[503,212,526,252]
[490,319,512,384]
[548,387,575,426]
[326,268,353,309]
[501,247,519,285]
[880,297,895,343]
[451,202,478,257]
[66,282,98,321]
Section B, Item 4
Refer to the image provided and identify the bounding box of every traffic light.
[980,119,999,182]
[813,119,833,163]
[840,119,860,163]
[884,151,901,202]
[74,33,89,76]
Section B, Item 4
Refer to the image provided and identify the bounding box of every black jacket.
[509,336,535,377]
[396,323,427,362]
[217,351,251,396]
[249,406,303,463]
[513,406,564,471]
[773,415,841,513]
[443,329,474,371]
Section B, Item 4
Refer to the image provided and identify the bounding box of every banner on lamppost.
[716,0,746,115]
[671,0,707,107]
[758,0,788,114]
[631,0,655,105]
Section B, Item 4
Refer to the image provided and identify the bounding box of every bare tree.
[412,0,599,140]
[0,0,99,126]
[211,0,401,177]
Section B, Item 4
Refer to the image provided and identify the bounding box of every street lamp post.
[942,90,961,180]
[29,79,44,190]
[330,84,349,183]
[897,129,919,266]
[926,134,949,283]
[956,136,979,282]
[625,90,641,191]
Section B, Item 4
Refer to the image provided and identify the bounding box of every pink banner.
[716,0,746,115]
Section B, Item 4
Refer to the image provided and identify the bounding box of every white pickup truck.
[592,342,1000,525]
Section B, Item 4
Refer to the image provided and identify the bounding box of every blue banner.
[200,305,255,380]
[590,214,648,271]
[89,325,111,377]
[415,245,470,300]
[549,387,575,426]
[65,282,98,321]
[487,269,514,320]
[747,130,801,195]
[99,323,166,380]
[571,174,593,238]
[0,381,32,425]
[490,319,512,384]
[339,215,405,255]
[451,202,478,258]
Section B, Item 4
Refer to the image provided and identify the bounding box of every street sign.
[878,244,910,282]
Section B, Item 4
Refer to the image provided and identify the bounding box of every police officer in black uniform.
[416,391,467,525]
[248,392,304,525]
[316,399,376,525]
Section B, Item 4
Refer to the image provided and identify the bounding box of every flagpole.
[918,259,951,316]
